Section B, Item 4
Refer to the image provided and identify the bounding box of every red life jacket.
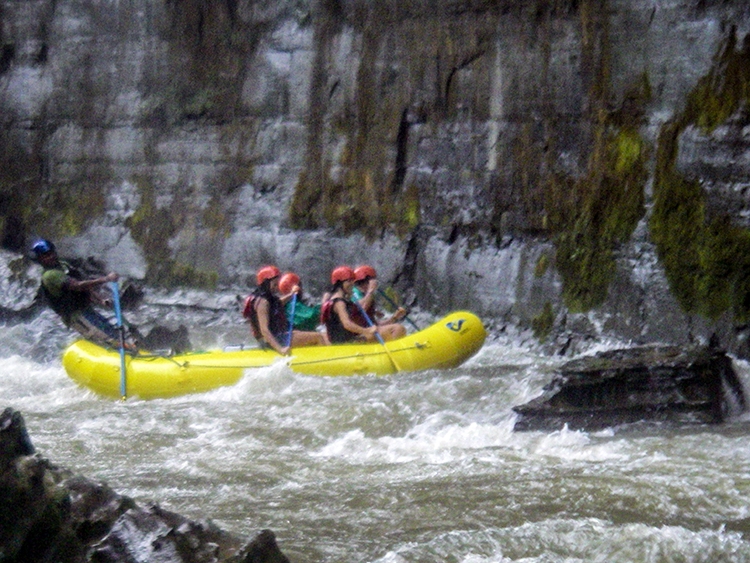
[242,288,288,342]
[319,299,333,325]
[242,295,262,340]
[321,297,369,343]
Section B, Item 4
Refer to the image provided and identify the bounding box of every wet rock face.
[512,345,747,432]
[0,407,290,563]
[2,1,750,354]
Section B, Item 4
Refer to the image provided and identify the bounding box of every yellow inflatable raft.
[62,311,486,399]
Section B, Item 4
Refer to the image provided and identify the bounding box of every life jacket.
[242,286,289,342]
[321,297,368,343]
[40,262,92,324]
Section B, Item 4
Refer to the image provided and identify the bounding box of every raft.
[62,311,486,399]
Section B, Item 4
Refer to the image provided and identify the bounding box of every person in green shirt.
[31,239,135,350]
[278,271,330,344]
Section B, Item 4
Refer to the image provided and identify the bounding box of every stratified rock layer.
[2,2,750,355]
[513,344,747,431]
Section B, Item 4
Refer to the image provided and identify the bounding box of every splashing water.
[3,304,750,563]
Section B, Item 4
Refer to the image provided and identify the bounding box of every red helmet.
[256,265,281,285]
[279,272,301,294]
[331,266,355,284]
[354,265,377,282]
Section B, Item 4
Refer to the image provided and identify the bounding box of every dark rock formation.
[1,215,25,253]
[0,407,289,563]
[4,0,750,359]
[513,345,747,432]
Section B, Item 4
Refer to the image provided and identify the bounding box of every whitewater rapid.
[4,303,750,562]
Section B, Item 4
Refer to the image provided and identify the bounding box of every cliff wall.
[2,0,750,354]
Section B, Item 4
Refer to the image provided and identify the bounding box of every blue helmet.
[31,239,56,256]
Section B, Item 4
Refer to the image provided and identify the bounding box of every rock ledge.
[513,345,747,432]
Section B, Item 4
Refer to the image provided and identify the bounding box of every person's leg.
[68,309,121,348]
[291,330,326,347]
[380,323,406,342]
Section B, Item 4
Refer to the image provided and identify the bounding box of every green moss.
[650,30,750,321]
[126,176,221,288]
[126,176,176,285]
[290,12,426,239]
[529,5,651,313]
[532,301,555,341]
[615,128,643,173]
[534,253,549,278]
[545,61,650,312]
[401,185,421,232]
[683,31,750,134]
[168,262,218,289]
[202,194,230,236]
[153,0,266,124]
[35,181,109,237]
[550,119,648,312]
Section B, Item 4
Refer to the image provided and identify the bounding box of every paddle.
[377,288,420,331]
[109,281,128,400]
[355,302,401,372]
[286,293,297,348]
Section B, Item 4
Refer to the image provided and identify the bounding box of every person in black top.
[352,264,407,341]
[321,266,379,344]
[243,265,325,354]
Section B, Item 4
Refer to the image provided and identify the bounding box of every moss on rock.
[650,29,750,321]
[532,301,555,341]
[550,118,648,312]
[125,176,217,288]
[543,5,650,313]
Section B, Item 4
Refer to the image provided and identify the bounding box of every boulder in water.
[513,344,746,431]
[0,407,290,563]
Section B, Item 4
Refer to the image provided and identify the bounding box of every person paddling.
[279,272,320,331]
[31,239,136,350]
[320,266,380,344]
[243,266,325,355]
[352,265,407,340]
[279,271,331,346]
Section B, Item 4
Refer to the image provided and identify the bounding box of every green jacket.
[40,261,91,324]
[285,299,321,331]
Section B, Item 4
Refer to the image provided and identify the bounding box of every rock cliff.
[2,0,750,354]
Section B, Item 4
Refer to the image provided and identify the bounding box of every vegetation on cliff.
[533,2,650,313]
[2,0,749,332]
[651,29,750,321]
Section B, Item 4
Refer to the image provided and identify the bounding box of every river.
[3,293,750,563]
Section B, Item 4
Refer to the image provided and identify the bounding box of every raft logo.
[446,319,465,332]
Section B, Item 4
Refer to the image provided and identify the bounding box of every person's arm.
[256,298,289,355]
[279,285,300,304]
[333,300,377,338]
[64,272,118,307]
[356,279,378,313]
[66,272,118,293]
[385,307,407,324]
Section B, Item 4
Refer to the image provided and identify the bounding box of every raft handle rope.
[128,341,425,370]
